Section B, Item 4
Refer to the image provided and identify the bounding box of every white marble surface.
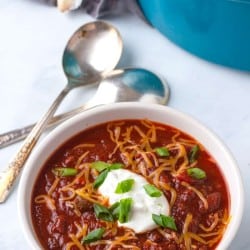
[0,1,250,249]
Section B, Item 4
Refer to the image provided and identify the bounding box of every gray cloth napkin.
[45,0,145,19]
[83,0,144,19]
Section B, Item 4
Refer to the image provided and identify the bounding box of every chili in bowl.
[18,102,244,250]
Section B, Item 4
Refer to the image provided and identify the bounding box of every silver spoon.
[0,68,169,148]
[0,21,123,203]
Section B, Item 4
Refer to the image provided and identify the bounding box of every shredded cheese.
[34,195,56,211]
[181,181,209,210]
[199,213,219,232]
[34,119,229,249]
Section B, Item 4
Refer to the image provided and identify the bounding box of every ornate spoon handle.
[0,104,87,149]
[0,125,34,148]
[0,87,70,203]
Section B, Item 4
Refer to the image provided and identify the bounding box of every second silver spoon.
[0,68,169,148]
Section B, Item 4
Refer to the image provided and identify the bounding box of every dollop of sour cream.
[98,169,170,233]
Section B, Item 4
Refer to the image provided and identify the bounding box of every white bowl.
[18,102,244,249]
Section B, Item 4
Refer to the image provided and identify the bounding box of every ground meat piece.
[63,155,75,165]
[156,240,180,250]
[52,215,67,234]
[179,189,196,202]
[198,200,207,214]
[199,192,222,214]
[148,230,164,243]
[142,241,163,250]
[161,243,177,250]
[188,216,200,233]
[207,192,221,212]
[47,237,60,249]
[172,188,197,231]
[74,195,93,212]
[159,172,170,184]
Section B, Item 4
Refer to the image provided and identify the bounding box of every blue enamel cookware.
[138,0,250,71]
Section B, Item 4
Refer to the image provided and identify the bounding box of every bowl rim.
[17,102,244,250]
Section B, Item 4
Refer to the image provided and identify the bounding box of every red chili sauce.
[31,120,229,250]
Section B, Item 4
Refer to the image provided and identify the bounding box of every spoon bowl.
[85,68,169,108]
[0,68,169,148]
[0,20,123,203]
[63,21,122,83]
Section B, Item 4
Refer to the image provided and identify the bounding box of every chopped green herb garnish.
[152,214,177,231]
[189,145,200,163]
[81,228,105,244]
[119,198,133,223]
[115,179,134,194]
[108,163,124,170]
[52,167,78,177]
[109,202,120,220]
[91,161,110,172]
[93,198,133,225]
[94,203,114,222]
[143,184,162,197]
[91,161,123,172]
[155,147,170,157]
[187,167,206,179]
[93,169,109,189]
[92,161,124,189]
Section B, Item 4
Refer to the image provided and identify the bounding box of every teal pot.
[138,0,250,71]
